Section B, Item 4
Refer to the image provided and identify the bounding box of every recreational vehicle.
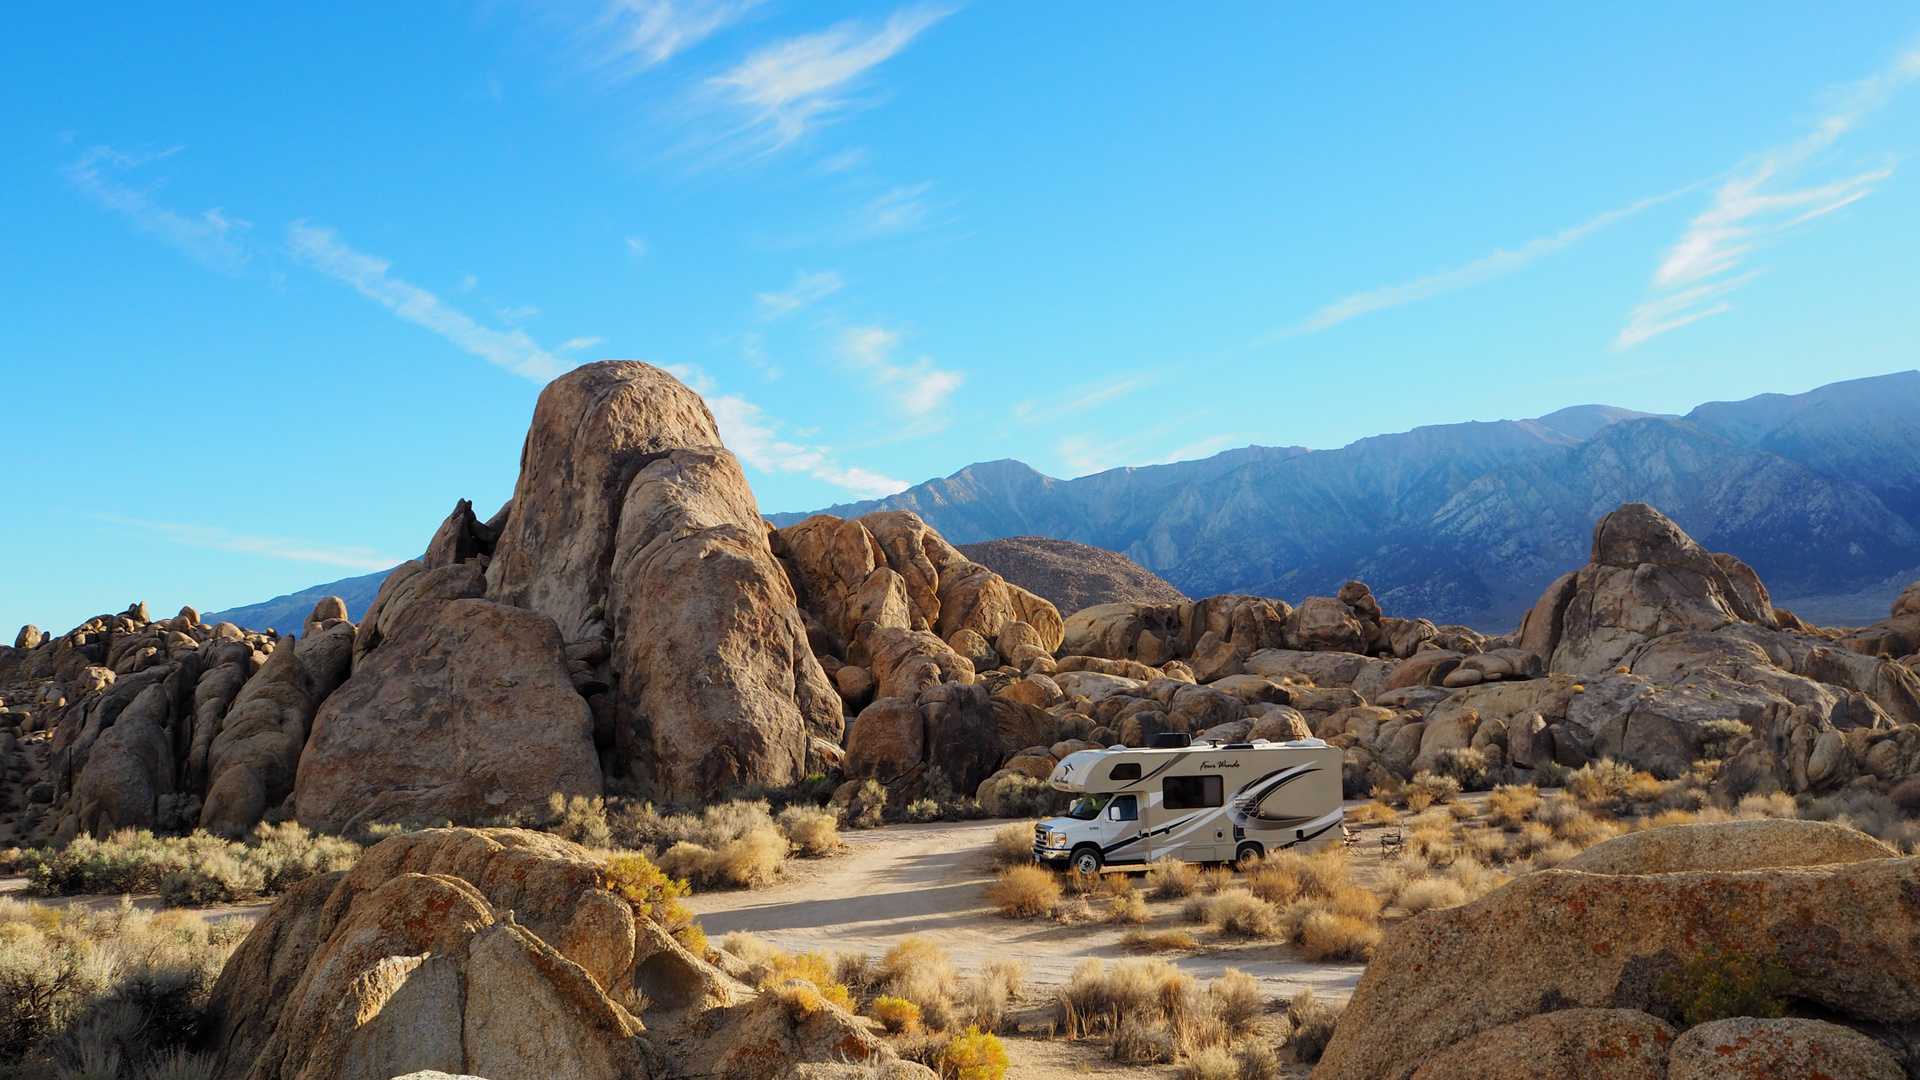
[1031,735,1344,875]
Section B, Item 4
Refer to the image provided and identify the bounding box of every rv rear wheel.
[1070,846,1104,876]
[1233,842,1264,870]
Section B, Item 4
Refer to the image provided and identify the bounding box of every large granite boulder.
[206,828,890,1080]
[294,598,600,834]
[1665,1016,1903,1080]
[1407,1008,1674,1080]
[1561,818,1897,875]
[478,361,840,802]
[1314,827,1920,1080]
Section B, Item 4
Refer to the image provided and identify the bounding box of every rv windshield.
[1065,793,1113,820]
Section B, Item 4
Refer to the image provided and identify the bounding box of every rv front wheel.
[1070,846,1103,876]
[1233,842,1264,870]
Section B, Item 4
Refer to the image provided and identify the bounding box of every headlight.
[1051,834,1069,848]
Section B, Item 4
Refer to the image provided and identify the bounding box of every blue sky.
[5,3,1920,633]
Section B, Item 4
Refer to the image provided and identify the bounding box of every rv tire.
[1070,846,1104,876]
[1233,842,1264,870]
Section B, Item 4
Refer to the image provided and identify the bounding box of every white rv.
[1031,736,1344,875]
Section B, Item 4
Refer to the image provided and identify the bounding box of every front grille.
[1034,823,1048,845]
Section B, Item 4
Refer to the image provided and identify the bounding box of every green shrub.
[938,1026,1009,1080]
[1659,945,1790,1027]
[870,995,922,1034]
[25,824,357,906]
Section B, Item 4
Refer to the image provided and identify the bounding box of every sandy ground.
[684,818,1371,1003]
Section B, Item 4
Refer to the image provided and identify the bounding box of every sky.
[5,3,1920,634]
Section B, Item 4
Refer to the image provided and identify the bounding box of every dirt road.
[684,819,1367,1001]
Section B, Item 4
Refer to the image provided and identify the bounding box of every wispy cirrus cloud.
[707,4,953,152]
[666,363,906,496]
[1274,188,1686,339]
[584,0,767,76]
[840,325,963,413]
[757,269,842,317]
[287,223,571,382]
[1617,45,1920,348]
[96,514,401,571]
[63,146,250,273]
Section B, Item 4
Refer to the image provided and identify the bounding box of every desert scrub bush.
[657,826,787,889]
[1659,945,1790,1027]
[1235,1039,1281,1080]
[543,792,613,848]
[869,995,922,1034]
[986,864,1061,918]
[1284,989,1340,1064]
[1429,747,1492,792]
[838,779,889,829]
[1145,857,1200,899]
[1344,800,1398,827]
[1206,890,1280,938]
[775,805,841,856]
[1405,771,1462,807]
[1484,783,1541,827]
[905,798,942,823]
[1059,958,1173,1037]
[1182,1044,1237,1080]
[1397,875,1469,914]
[1566,760,1664,806]
[0,896,243,1070]
[956,958,1027,1033]
[1734,792,1800,820]
[987,823,1035,868]
[1197,865,1235,894]
[1297,910,1382,961]
[1209,968,1263,1037]
[1109,1015,1175,1064]
[879,937,960,1031]
[1121,929,1198,953]
[1103,888,1150,925]
[25,824,358,905]
[1534,795,1622,848]
[1245,862,1301,906]
[1694,718,1752,760]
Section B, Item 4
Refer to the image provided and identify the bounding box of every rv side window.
[1108,795,1138,821]
[1107,762,1142,781]
[1163,775,1223,810]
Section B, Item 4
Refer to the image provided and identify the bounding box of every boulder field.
[3,361,1920,844]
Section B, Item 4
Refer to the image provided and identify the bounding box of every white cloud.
[626,236,649,258]
[707,393,906,497]
[838,324,964,414]
[1012,372,1163,425]
[1617,45,1920,348]
[587,0,767,75]
[560,336,604,352]
[96,514,401,571]
[756,269,843,317]
[63,146,250,273]
[844,182,941,239]
[1277,189,1684,338]
[708,4,953,151]
[288,223,573,382]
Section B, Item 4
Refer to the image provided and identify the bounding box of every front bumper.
[1032,846,1071,865]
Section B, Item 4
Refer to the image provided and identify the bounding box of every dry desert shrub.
[987,823,1035,868]
[1146,857,1201,898]
[1344,800,1398,826]
[1461,827,1509,864]
[1485,783,1542,827]
[1531,840,1580,868]
[1182,1044,1237,1080]
[833,950,879,994]
[1110,1015,1176,1064]
[1121,929,1199,953]
[718,933,850,1007]
[1103,888,1151,925]
[1403,786,1437,814]
[880,937,961,1031]
[1209,968,1263,1037]
[627,800,792,888]
[1404,771,1461,807]
[24,824,358,906]
[1059,958,1175,1037]
[1734,792,1800,820]
[1245,863,1302,906]
[1297,911,1382,961]
[1325,884,1382,922]
[1284,989,1340,1064]
[0,896,244,1072]
[1235,1039,1281,1080]
[1398,876,1469,914]
[956,958,1027,1033]
[542,792,613,847]
[1429,747,1492,792]
[986,865,1061,918]
[1197,865,1235,894]
[1206,890,1281,938]
[776,805,841,855]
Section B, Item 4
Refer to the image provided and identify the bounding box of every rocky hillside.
[955,535,1187,613]
[774,371,1920,629]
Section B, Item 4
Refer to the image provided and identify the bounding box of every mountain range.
[215,371,1920,633]
[770,371,1920,629]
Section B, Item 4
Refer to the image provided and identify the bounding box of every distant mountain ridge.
[204,568,391,633]
[771,371,1920,629]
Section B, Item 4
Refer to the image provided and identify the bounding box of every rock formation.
[954,535,1188,612]
[206,827,901,1080]
[1315,819,1920,1080]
